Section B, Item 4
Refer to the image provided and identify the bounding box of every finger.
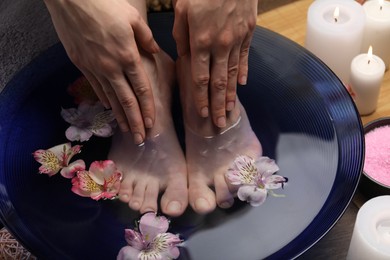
[81,70,110,108]
[96,76,132,134]
[172,3,190,56]
[238,33,253,86]
[191,51,211,118]
[109,76,147,145]
[124,52,155,130]
[226,46,240,111]
[132,15,160,53]
[210,54,228,128]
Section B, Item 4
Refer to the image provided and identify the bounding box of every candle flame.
[333,6,340,22]
[379,0,384,10]
[368,45,373,64]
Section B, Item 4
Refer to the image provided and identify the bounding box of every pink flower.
[71,160,122,200]
[33,143,85,178]
[117,212,182,260]
[61,101,117,142]
[226,155,288,207]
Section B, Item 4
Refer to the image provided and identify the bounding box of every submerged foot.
[177,55,262,214]
[108,51,188,217]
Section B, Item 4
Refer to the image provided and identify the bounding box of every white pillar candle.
[349,46,385,115]
[347,196,390,260]
[362,0,390,69]
[305,0,365,84]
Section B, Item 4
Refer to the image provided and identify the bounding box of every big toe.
[189,182,216,214]
[161,179,188,217]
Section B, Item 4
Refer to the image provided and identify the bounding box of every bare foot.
[177,55,262,214]
[108,51,188,217]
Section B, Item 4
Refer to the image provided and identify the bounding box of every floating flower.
[61,101,117,142]
[117,212,182,260]
[226,155,288,207]
[33,143,85,178]
[67,76,98,105]
[71,160,122,200]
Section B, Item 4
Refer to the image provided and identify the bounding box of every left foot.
[177,56,263,214]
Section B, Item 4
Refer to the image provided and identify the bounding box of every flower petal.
[61,107,82,125]
[65,126,93,142]
[226,155,257,185]
[60,159,86,178]
[88,160,117,185]
[71,171,103,199]
[237,185,267,207]
[139,212,169,243]
[264,175,288,190]
[33,149,61,176]
[255,156,280,178]
[116,246,141,260]
[124,229,145,250]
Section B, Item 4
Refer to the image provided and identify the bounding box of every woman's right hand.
[44,0,159,145]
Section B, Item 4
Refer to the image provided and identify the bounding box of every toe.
[140,180,159,214]
[189,181,216,214]
[214,174,234,209]
[161,176,188,217]
[129,181,147,211]
[118,175,134,203]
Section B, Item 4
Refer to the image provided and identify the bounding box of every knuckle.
[133,85,151,97]
[193,75,210,87]
[212,79,227,91]
[228,65,239,78]
[218,33,234,48]
[247,17,257,31]
[195,34,212,48]
[119,96,138,110]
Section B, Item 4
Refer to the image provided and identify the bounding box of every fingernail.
[217,116,226,128]
[200,107,209,117]
[167,201,182,213]
[144,117,153,128]
[240,75,247,85]
[133,133,144,145]
[226,101,235,111]
[195,198,209,211]
[220,201,233,209]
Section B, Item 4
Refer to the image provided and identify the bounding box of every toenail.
[167,201,182,212]
[120,194,129,200]
[220,201,233,208]
[217,116,226,128]
[195,198,210,211]
[133,133,144,145]
[131,201,140,209]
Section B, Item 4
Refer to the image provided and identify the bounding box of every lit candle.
[349,46,385,115]
[305,0,365,83]
[346,196,390,260]
[361,0,390,69]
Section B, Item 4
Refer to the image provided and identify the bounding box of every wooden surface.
[257,0,390,259]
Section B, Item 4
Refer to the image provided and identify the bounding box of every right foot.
[177,55,263,214]
[108,51,188,217]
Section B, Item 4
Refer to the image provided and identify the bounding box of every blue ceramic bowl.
[0,13,364,259]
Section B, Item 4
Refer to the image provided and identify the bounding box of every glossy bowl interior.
[0,13,364,259]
